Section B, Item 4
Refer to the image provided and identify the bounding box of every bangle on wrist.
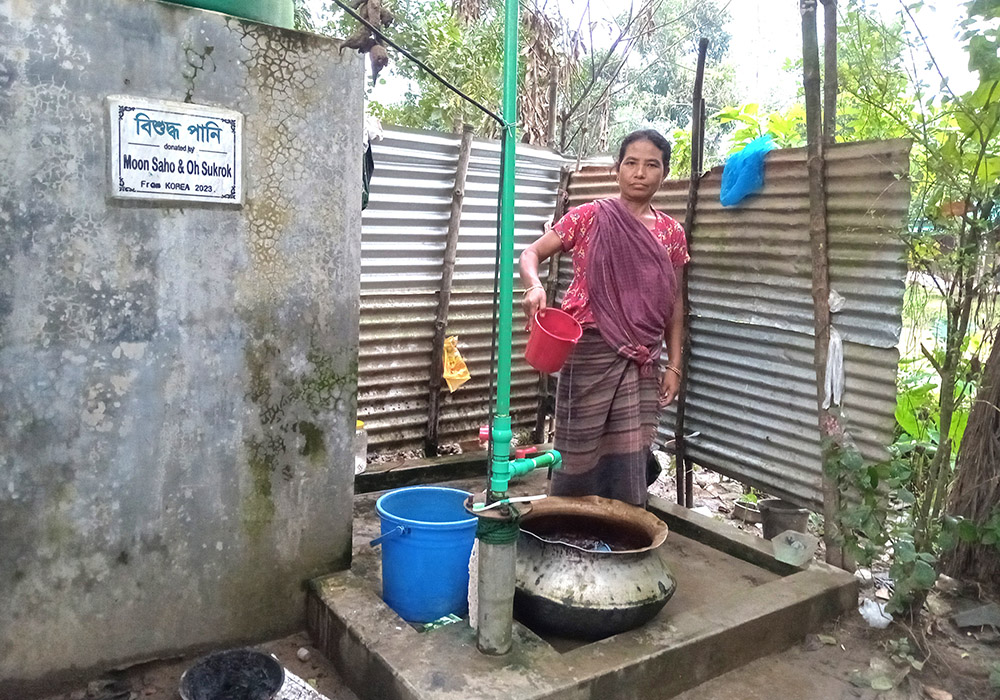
[665,365,682,378]
[522,284,544,296]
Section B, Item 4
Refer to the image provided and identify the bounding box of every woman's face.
[616,139,667,201]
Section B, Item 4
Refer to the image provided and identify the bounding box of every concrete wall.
[0,0,362,689]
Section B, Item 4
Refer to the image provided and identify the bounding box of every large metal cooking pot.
[514,496,676,640]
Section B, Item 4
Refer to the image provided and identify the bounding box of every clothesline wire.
[328,0,506,127]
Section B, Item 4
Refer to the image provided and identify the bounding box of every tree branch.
[563,0,662,121]
[897,0,984,132]
[921,342,944,376]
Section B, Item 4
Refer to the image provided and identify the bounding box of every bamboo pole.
[425,125,475,457]
[674,37,709,508]
[822,0,838,144]
[800,0,844,567]
[532,167,571,444]
[547,63,559,150]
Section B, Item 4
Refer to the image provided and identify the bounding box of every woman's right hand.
[522,287,547,331]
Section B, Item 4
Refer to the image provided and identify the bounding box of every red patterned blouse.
[553,200,690,325]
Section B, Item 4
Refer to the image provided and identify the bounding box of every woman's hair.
[616,129,672,170]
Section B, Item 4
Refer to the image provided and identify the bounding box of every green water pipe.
[510,450,561,479]
[487,0,562,499]
[477,0,565,657]
[487,0,520,502]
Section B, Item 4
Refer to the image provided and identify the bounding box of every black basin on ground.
[179,648,284,700]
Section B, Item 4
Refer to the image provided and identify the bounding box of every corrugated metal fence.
[359,127,564,450]
[566,139,911,509]
[359,126,910,510]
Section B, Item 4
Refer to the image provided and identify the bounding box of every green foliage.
[882,637,925,671]
[944,506,1000,548]
[714,103,806,153]
[293,0,313,32]
[826,0,1000,614]
[894,358,973,456]
[670,128,692,178]
[369,0,505,135]
[826,443,944,613]
[964,0,1000,81]
[835,6,910,142]
[311,0,505,135]
[982,509,1000,546]
[318,0,737,161]
[990,661,1000,692]
[736,486,765,504]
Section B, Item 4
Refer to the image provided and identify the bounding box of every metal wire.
[327,0,505,126]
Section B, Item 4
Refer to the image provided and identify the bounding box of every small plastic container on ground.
[771,529,818,566]
[524,307,583,374]
[354,420,367,475]
[178,649,284,700]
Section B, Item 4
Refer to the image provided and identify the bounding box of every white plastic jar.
[354,420,368,475]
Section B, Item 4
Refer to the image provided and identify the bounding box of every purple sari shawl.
[587,197,677,376]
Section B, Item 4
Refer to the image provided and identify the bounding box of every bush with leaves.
[822,0,1000,609]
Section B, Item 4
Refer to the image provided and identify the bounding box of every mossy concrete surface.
[0,0,362,689]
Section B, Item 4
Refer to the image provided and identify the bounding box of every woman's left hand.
[659,368,681,407]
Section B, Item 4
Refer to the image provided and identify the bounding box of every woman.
[519,129,688,507]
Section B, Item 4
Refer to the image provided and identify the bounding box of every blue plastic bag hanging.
[720,135,775,207]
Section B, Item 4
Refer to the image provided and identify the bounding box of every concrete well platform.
[307,474,857,700]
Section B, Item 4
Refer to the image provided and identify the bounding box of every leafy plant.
[736,485,767,505]
[943,506,1000,550]
[980,509,1000,547]
[826,0,1000,612]
[827,443,942,614]
[714,103,806,153]
[883,637,925,671]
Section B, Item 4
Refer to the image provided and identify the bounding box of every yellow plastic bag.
[443,335,471,392]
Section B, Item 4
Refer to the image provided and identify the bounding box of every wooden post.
[532,167,571,444]
[822,0,838,144]
[674,38,709,508]
[425,125,476,457]
[800,0,844,567]
[546,63,559,150]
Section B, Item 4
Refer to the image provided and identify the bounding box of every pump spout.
[510,449,561,479]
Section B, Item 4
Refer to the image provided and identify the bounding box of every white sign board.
[108,95,243,204]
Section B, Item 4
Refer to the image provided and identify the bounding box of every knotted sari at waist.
[550,198,678,506]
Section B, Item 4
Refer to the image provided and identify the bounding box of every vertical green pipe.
[488,0,518,499]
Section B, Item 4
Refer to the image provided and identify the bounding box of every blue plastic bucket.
[371,486,476,623]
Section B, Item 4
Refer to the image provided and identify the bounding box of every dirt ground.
[650,463,1000,700]
[671,605,999,700]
